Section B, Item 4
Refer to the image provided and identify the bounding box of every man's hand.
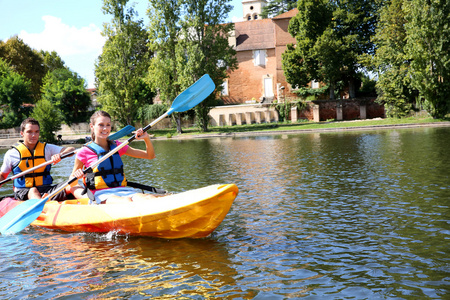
[51,153,62,165]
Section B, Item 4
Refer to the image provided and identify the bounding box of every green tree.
[284,0,380,99]
[260,0,297,19]
[146,0,184,132]
[0,36,46,102]
[31,99,62,143]
[41,50,66,72]
[182,0,238,132]
[374,0,416,117]
[404,0,450,118]
[96,0,152,126]
[283,0,332,94]
[0,58,33,128]
[41,68,91,125]
[147,0,237,132]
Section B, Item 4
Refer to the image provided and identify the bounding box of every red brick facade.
[223,9,298,104]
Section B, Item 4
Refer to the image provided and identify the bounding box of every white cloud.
[231,16,243,23]
[18,15,106,88]
[19,15,105,56]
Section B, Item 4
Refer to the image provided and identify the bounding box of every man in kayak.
[71,110,158,204]
[0,118,76,201]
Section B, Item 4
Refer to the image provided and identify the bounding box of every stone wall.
[209,98,385,126]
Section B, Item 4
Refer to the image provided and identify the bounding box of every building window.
[254,50,266,67]
[221,80,229,96]
[254,14,258,20]
[248,15,251,20]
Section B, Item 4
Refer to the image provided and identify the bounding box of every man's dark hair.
[20,117,40,132]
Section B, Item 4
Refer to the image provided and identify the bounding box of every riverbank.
[1,117,449,148]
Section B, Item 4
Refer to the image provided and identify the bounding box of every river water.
[0,126,449,299]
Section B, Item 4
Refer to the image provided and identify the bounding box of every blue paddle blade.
[167,74,215,115]
[0,198,47,235]
[108,125,135,140]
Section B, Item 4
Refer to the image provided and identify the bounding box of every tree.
[0,58,33,128]
[147,0,237,132]
[374,0,417,117]
[182,0,238,131]
[283,0,332,94]
[31,99,62,143]
[404,0,450,118]
[0,36,46,102]
[260,0,297,19]
[283,0,381,99]
[96,0,152,126]
[41,68,91,125]
[146,0,184,133]
[41,50,66,72]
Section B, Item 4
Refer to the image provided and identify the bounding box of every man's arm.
[50,146,76,165]
[60,146,76,156]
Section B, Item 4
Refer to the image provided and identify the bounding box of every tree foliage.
[146,0,184,132]
[41,68,91,125]
[283,0,380,99]
[183,0,238,131]
[31,99,62,143]
[374,0,449,118]
[0,59,33,128]
[403,0,450,118]
[374,0,416,117]
[147,0,237,132]
[260,0,298,19]
[41,50,66,72]
[96,0,152,126]
[0,36,47,102]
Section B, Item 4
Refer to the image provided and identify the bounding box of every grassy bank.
[149,116,449,138]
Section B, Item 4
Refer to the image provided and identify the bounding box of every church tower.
[242,0,267,21]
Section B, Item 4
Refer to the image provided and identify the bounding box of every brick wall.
[307,99,385,121]
[224,48,277,104]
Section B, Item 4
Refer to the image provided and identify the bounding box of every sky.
[0,0,244,88]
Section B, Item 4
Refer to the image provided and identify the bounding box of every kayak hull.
[0,184,238,239]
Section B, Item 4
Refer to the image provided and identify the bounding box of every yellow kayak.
[11,184,237,239]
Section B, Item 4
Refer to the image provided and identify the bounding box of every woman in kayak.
[71,110,157,203]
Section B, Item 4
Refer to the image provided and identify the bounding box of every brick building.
[222,1,298,104]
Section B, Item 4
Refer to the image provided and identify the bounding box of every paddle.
[0,74,215,235]
[0,125,136,187]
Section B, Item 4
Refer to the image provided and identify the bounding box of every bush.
[31,99,62,143]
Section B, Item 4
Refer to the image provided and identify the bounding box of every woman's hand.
[72,169,85,179]
[134,128,149,140]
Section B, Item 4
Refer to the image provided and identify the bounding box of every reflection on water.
[1,127,449,299]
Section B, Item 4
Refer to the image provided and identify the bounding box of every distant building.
[86,88,98,110]
[222,1,300,104]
